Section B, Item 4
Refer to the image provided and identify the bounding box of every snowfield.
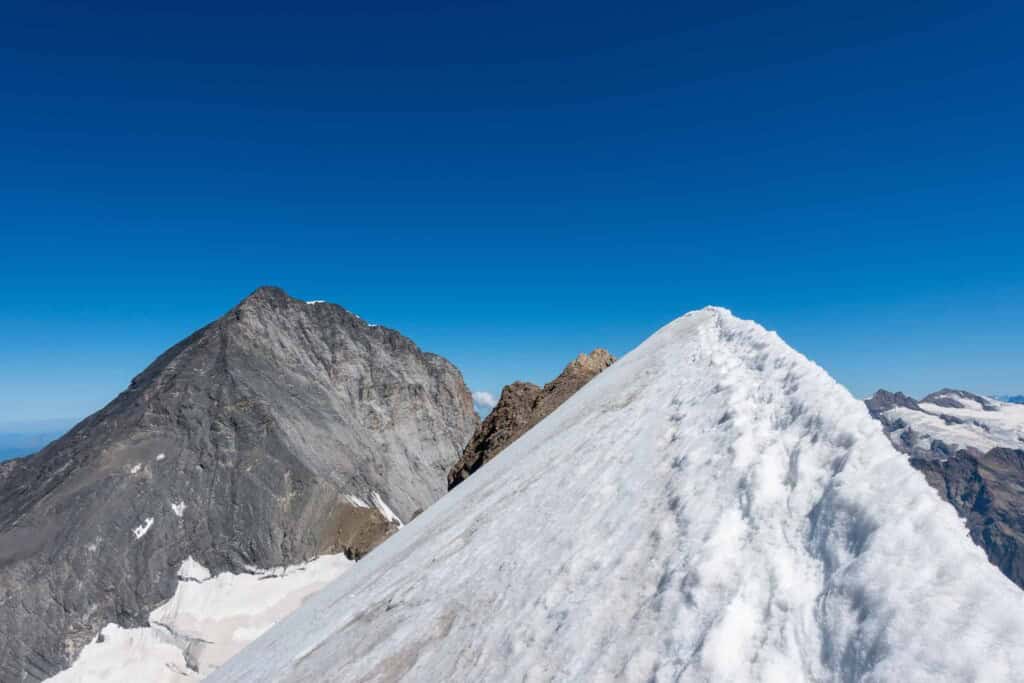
[880,392,1024,456]
[48,553,353,682]
[210,308,1024,682]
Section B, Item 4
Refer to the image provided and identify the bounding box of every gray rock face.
[448,349,613,489]
[910,448,1024,588]
[867,388,1024,589]
[863,389,920,415]
[0,286,478,681]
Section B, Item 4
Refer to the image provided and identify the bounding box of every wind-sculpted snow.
[212,308,1024,682]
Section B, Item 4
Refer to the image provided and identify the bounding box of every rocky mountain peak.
[922,388,999,411]
[550,348,614,387]
[447,348,615,489]
[240,284,291,304]
[565,348,614,375]
[864,388,920,416]
[0,287,478,681]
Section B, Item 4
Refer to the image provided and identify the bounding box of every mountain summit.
[0,287,478,680]
[212,307,1024,682]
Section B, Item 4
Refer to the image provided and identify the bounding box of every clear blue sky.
[1,1,1022,429]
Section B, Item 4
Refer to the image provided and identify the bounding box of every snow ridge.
[211,307,1024,682]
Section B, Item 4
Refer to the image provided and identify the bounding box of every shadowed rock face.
[911,449,1024,587]
[0,286,478,681]
[867,388,1024,589]
[448,349,613,489]
[864,389,920,415]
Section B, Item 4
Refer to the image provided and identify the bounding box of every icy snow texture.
[48,554,353,682]
[882,395,1024,455]
[48,624,195,682]
[212,307,1024,683]
[178,556,212,582]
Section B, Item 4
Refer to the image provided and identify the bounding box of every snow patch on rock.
[370,491,402,526]
[49,554,354,682]
[343,494,369,509]
[132,517,154,540]
[178,557,212,582]
[881,393,1024,455]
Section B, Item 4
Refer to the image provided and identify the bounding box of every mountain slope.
[212,308,1024,682]
[868,388,1024,458]
[448,349,613,488]
[0,286,478,681]
[867,388,1024,588]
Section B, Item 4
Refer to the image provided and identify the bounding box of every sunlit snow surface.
[212,307,1024,682]
[48,554,353,682]
[882,395,1024,455]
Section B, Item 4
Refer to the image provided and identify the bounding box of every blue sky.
[1,1,1022,430]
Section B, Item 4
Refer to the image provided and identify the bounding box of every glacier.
[210,307,1024,682]
[878,391,1024,456]
[48,553,353,681]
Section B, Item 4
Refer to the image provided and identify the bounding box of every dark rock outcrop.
[911,448,1024,587]
[867,388,1024,589]
[448,349,613,489]
[864,389,920,415]
[0,286,478,681]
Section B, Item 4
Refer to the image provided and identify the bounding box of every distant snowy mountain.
[868,388,1024,457]
[867,388,1024,588]
[999,394,1024,404]
[212,308,1024,682]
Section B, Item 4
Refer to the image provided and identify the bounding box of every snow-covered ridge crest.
[212,307,1024,682]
